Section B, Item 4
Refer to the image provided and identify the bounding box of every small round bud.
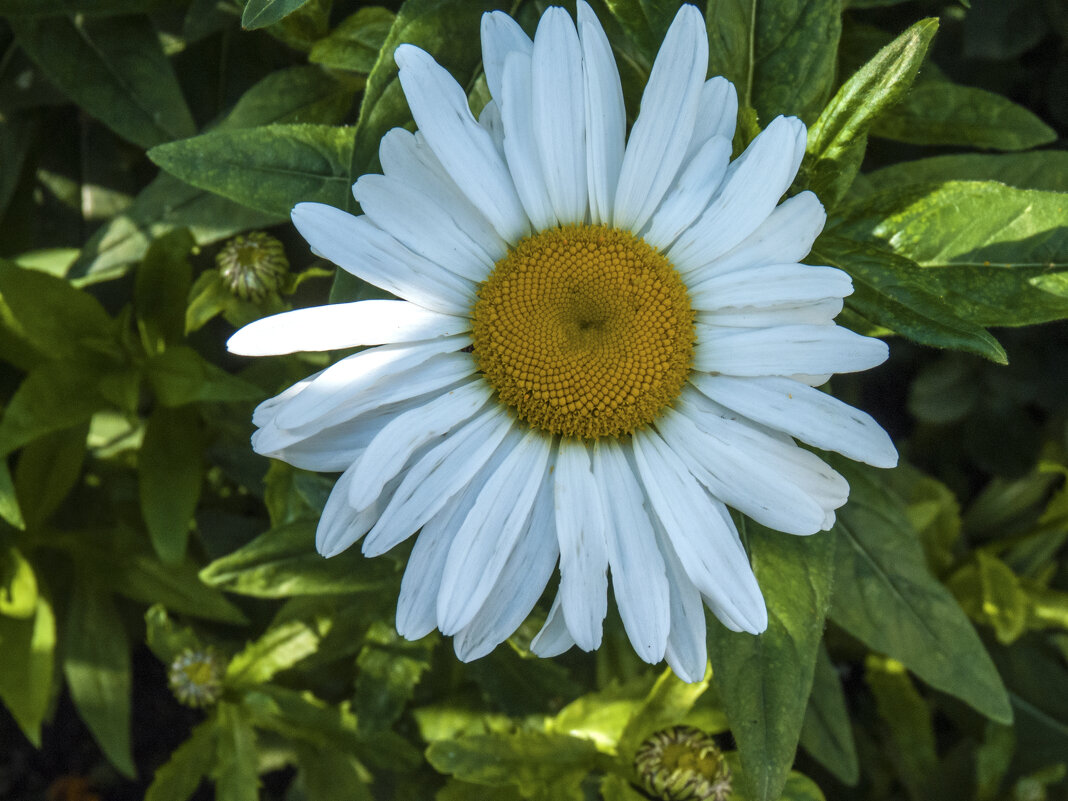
[634,725,732,801]
[168,648,225,708]
[216,232,289,301]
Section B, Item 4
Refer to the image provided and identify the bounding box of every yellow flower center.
[471,224,695,439]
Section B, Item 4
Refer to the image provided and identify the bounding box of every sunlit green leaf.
[242,0,311,29]
[948,552,1031,644]
[0,460,26,530]
[64,576,134,777]
[145,605,208,666]
[0,595,56,746]
[801,18,938,207]
[618,667,709,759]
[861,151,1068,196]
[708,521,836,801]
[550,677,654,750]
[829,460,1013,724]
[226,619,320,685]
[0,545,37,618]
[309,7,396,73]
[11,14,196,149]
[213,703,260,801]
[799,645,858,786]
[144,718,216,801]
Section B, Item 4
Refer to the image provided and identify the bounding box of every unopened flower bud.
[634,725,732,801]
[216,232,289,301]
[168,648,225,708]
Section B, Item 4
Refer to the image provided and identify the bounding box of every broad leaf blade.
[242,0,311,29]
[0,595,56,746]
[799,645,859,786]
[139,406,203,564]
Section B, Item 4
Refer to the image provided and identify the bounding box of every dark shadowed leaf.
[0,0,171,14]
[135,230,194,353]
[799,644,859,785]
[242,0,311,29]
[859,151,1068,197]
[144,345,262,407]
[309,7,396,73]
[144,718,216,801]
[355,621,434,734]
[139,406,203,564]
[14,423,88,530]
[604,0,684,64]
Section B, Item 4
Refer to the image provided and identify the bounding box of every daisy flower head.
[227,1,898,682]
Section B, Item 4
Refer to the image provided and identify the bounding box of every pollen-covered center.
[470,224,695,439]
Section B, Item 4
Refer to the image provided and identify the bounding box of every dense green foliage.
[0,0,1066,799]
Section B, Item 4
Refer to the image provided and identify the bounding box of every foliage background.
[0,0,1066,800]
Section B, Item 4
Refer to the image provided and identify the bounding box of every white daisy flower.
[227,2,898,682]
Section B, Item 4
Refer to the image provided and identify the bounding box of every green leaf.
[799,645,858,786]
[213,703,260,801]
[861,151,1068,196]
[1031,271,1068,298]
[550,677,654,748]
[294,744,374,801]
[0,545,38,619]
[618,668,709,758]
[872,81,1056,152]
[199,520,399,597]
[725,754,828,801]
[708,521,836,801]
[135,230,194,353]
[226,619,320,685]
[144,344,262,407]
[866,654,939,801]
[604,0,683,64]
[118,555,247,625]
[426,732,599,792]
[800,18,938,208]
[309,7,396,74]
[263,462,333,526]
[828,460,1013,724]
[11,15,195,149]
[0,111,36,220]
[13,423,88,530]
[144,718,216,801]
[139,406,204,564]
[355,621,434,734]
[144,604,207,666]
[0,0,172,15]
[148,124,357,218]
[811,235,1007,363]
[947,552,1031,645]
[0,460,26,530]
[0,595,56,746]
[600,775,647,801]
[64,577,134,777]
[242,0,311,29]
[836,181,1068,327]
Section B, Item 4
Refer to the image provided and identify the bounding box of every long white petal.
[531,594,576,657]
[612,5,707,233]
[480,10,533,100]
[292,203,474,315]
[592,440,670,663]
[348,380,494,510]
[316,463,398,558]
[694,324,889,376]
[500,50,557,231]
[690,263,853,312]
[577,0,625,225]
[691,374,898,467]
[395,45,529,244]
[554,439,608,651]
[683,76,738,162]
[532,7,587,224]
[438,429,552,634]
[697,299,845,329]
[643,135,731,251]
[228,300,468,356]
[651,518,710,683]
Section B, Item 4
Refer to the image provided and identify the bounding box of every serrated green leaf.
[144,344,262,407]
[811,235,1007,363]
[0,545,37,618]
[309,7,396,73]
[828,460,1013,724]
[862,151,1068,197]
[139,406,203,563]
[836,181,1068,327]
[11,15,195,149]
[801,18,938,207]
[242,0,311,29]
[13,423,88,530]
[227,619,320,685]
[872,81,1056,152]
[64,577,134,777]
[135,230,194,354]
[799,645,858,786]
[426,732,599,792]
[148,124,357,218]
[355,621,434,735]
[618,668,709,759]
[213,703,260,801]
[550,676,653,749]
[199,520,399,597]
[144,718,216,801]
[708,521,836,801]
[0,594,56,746]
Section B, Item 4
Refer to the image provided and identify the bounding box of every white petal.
[437,429,552,634]
[694,324,889,376]
[531,594,576,657]
[228,300,468,356]
[612,5,707,233]
[684,77,738,162]
[554,439,608,651]
[478,99,506,157]
[395,45,529,244]
[273,337,471,431]
[378,129,508,262]
[453,473,558,661]
[632,429,767,633]
[352,174,497,282]
[643,135,731,251]
[577,0,625,226]
[671,116,808,275]
[698,299,844,328]
[691,374,898,467]
[651,519,710,683]
[656,408,827,535]
[348,380,494,510]
[316,463,397,557]
[532,7,587,224]
[292,203,475,315]
[362,406,515,556]
[481,10,533,100]
[500,50,557,230]
[690,263,853,312]
[592,440,670,663]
